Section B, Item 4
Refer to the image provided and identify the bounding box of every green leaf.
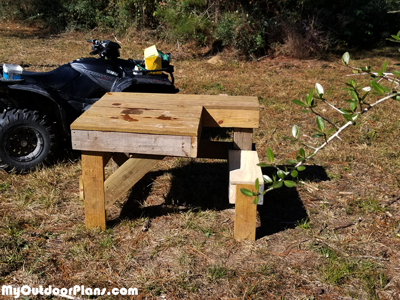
[316,116,325,132]
[390,34,400,40]
[263,175,273,183]
[284,180,295,188]
[291,170,298,178]
[378,60,388,76]
[255,178,260,191]
[277,170,285,180]
[253,196,259,205]
[342,52,350,65]
[343,114,357,122]
[315,83,324,96]
[349,100,357,111]
[302,110,310,113]
[381,60,388,75]
[340,108,354,114]
[266,148,274,163]
[272,181,283,189]
[348,79,356,88]
[286,159,297,165]
[305,91,314,106]
[370,80,389,94]
[395,96,400,101]
[291,99,307,107]
[299,148,305,157]
[240,188,254,197]
[349,90,359,101]
[257,163,270,167]
[392,71,400,76]
[326,128,336,135]
[327,86,334,97]
[297,165,306,171]
[312,133,324,138]
[292,125,299,138]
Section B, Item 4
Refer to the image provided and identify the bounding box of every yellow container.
[144,45,162,74]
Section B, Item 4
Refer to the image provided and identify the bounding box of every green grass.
[207,264,227,280]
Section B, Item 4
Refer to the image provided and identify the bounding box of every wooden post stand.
[234,184,258,240]
[229,150,264,240]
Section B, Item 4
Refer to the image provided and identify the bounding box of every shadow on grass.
[109,161,328,238]
[109,161,230,226]
[256,165,328,238]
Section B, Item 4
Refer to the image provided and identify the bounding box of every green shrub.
[154,0,212,45]
[1,0,399,54]
[213,12,266,56]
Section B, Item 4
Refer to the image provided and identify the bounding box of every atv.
[0,39,178,172]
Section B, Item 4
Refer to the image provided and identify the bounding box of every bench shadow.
[108,161,329,239]
[107,161,231,226]
[256,165,329,238]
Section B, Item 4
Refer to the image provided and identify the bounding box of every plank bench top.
[71,92,259,157]
[71,101,203,136]
[71,92,259,130]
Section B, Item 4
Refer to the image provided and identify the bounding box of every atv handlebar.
[87,39,120,60]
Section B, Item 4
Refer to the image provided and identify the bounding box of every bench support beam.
[104,154,164,209]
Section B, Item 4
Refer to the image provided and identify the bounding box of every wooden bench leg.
[82,151,107,230]
[234,184,257,241]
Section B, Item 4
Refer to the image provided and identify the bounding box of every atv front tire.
[0,108,57,172]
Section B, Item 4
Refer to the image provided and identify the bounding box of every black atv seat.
[22,64,80,90]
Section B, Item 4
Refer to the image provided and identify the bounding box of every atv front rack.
[128,59,175,85]
[142,67,175,85]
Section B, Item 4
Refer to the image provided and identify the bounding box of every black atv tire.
[0,108,57,172]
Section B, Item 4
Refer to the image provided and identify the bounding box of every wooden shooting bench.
[71,92,264,240]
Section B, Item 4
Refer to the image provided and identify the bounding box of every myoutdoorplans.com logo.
[2,285,138,298]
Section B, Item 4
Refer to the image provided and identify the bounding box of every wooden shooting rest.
[71,92,263,240]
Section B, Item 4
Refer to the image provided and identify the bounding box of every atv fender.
[6,84,71,138]
[111,77,134,92]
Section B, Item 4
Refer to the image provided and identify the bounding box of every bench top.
[71,101,203,136]
[71,93,260,134]
[91,92,259,111]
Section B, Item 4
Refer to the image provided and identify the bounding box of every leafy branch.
[241,49,400,204]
